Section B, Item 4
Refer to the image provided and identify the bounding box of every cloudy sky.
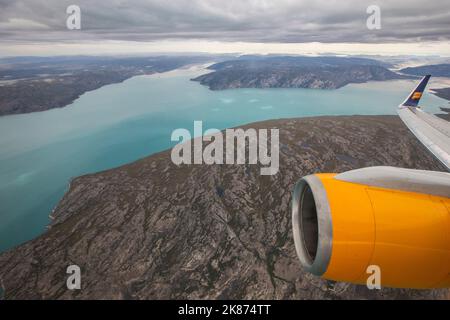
[1,0,450,56]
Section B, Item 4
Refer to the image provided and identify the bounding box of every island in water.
[192,59,450,104]
[192,56,408,90]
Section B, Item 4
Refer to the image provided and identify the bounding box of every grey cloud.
[0,0,449,43]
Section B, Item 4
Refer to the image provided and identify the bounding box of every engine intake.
[292,166,450,289]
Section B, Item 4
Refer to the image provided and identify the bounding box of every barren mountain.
[0,115,448,300]
[192,57,406,90]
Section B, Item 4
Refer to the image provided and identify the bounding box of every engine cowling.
[291,166,450,289]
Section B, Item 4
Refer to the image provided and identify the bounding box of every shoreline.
[7,112,449,252]
[3,66,448,118]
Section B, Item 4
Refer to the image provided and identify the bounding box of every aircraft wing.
[397,75,450,170]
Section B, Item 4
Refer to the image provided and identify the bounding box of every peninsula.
[0,115,447,300]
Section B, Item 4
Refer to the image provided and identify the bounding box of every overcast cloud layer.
[0,0,449,44]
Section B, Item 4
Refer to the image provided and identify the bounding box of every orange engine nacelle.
[291,166,450,289]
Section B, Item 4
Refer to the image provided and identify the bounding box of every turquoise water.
[0,67,447,253]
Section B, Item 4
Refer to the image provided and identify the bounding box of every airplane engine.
[291,166,450,289]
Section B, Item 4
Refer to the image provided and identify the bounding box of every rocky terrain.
[0,56,210,116]
[192,56,406,90]
[0,115,448,300]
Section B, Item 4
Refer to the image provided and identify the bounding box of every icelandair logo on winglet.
[412,92,422,100]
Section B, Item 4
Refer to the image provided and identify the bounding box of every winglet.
[400,75,431,108]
